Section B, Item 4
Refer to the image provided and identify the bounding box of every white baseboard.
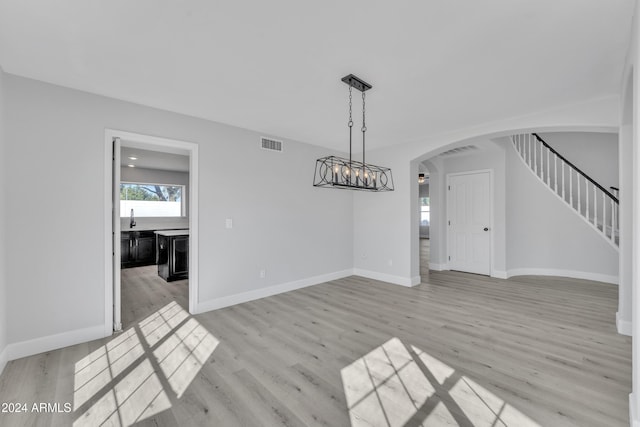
[352,269,420,287]
[617,312,632,336]
[429,262,447,271]
[631,393,640,427]
[491,270,508,279]
[195,269,353,314]
[506,268,618,285]
[3,324,106,364]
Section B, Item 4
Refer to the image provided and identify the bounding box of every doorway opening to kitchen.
[105,130,199,334]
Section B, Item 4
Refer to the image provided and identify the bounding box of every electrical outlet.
[225,218,233,229]
[260,269,266,279]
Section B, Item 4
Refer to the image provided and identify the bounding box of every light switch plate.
[225,218,233,229]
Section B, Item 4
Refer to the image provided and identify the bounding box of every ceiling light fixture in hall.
[313,74,394,192]
[418,173,425,184]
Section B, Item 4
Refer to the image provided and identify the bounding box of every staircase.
[511,133,619,249]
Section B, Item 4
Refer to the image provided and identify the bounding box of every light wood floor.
[0,248,631,426]
[120,265,189,330]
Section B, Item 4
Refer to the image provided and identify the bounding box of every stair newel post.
[613,197,620,244]
[613,191,620,235]
[610,198,615,243]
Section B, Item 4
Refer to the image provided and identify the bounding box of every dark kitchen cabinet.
[121,233,131,266]
[121,231,156,268]
[156,233,189,281]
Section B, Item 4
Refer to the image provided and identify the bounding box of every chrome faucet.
[130,208,136,228]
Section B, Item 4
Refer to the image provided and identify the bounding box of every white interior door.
[447,171,491,275]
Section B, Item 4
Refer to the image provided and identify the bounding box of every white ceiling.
[121,146,189,172]
[0,1,633,151]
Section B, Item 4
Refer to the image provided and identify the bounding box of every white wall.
[3,74,353,351]
[623,1,640,424]
[505,141,619,282]
[537,131,619,190]
[354,95,619,286]
[0,66,7,372]
[619,73,634,336]
[120,166,190,231]
[353,156,418,286]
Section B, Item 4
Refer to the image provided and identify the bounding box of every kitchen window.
[120,182,185,217]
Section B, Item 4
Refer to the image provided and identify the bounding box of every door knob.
[483,227,489,231]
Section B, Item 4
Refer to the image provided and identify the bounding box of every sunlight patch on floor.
[139,302,189,348]
[342,337,435,426]
[153,317,219,398]
[341,337,540,427]
[72,301,218,426]
[450,376,539,427]
[73,359,171,426]
[73,328,144,409]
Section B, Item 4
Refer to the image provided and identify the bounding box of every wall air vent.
[439,145,478,157]
[260,137,283,152]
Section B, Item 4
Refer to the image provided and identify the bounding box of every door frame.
[445,169,494,276]
[104,129,199,336]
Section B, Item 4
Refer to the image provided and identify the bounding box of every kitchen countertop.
[154,229,190,237]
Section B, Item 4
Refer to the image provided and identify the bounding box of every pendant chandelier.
[313,74,394,192]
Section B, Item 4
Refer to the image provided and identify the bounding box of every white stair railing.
[511,133,619,249]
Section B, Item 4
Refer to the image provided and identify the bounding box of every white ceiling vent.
[439,145,478,157]
[260,137,283,152]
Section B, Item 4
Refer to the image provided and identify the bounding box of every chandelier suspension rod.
[362,91,366,180]
[349,86,353,184]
